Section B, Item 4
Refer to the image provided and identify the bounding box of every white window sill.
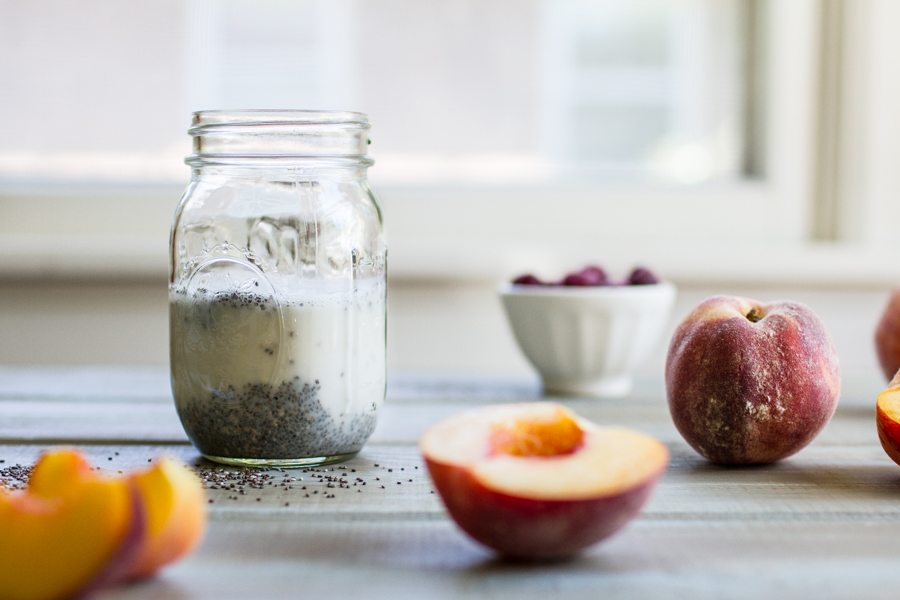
[0,231,896,289]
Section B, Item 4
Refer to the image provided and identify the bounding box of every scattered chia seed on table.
[189,460,425,505]
[0,452,425,509]
[0,464,32,491]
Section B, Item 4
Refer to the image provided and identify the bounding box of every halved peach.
[0,451,144,600]
[420,402,669,559]
[127,456,207,580]
[876,373,900,465]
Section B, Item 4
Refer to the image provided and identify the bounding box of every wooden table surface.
[1,367,897,600]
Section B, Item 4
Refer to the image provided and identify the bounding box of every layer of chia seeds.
[192,288,275,310]
[176,377,377,460]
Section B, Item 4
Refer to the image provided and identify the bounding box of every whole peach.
[666,296,840,464]
[875,289,900,381]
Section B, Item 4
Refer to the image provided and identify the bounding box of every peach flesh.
[421,403,668,559]
[26,451,92,498]
[876,373,900,466]
[488,407,584,457]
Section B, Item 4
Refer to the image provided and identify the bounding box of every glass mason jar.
[169,110,386,467]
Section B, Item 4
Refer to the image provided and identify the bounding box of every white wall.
[0,278,888,384]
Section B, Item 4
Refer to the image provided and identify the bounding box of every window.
[0,0,752,188]
[0,0,897,284]
[537,0,746,184]
[186,0,749,186]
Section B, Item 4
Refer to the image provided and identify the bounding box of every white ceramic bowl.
[499,281,677,397]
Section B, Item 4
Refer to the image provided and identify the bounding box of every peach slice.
[0,451,144,600]
[876,372,900,465]
[0,450,207,600]
[420,402,669,559]
[26,451,93,498]
[128,456,207,580]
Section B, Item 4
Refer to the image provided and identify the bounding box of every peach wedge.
[420,402,669,560]
[0,450,207,600]
[877,373,900,465]
[0,451,144,600]
[128,456,207,579]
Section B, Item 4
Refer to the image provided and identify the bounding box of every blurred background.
[0,0,898,385]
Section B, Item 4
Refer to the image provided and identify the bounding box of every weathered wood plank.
[93,518,900,600]
[0,400,190,443]
[3,443,900,521]
[0,393,878,447]
[0,366,173,400]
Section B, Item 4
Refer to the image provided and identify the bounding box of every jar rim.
[191,109,369,130]
[185,155,374,168]
[188,109,372,164]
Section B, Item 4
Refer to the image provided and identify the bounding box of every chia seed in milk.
[169,280,386,461]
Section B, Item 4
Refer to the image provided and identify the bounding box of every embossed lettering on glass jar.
[169,110,386,467]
